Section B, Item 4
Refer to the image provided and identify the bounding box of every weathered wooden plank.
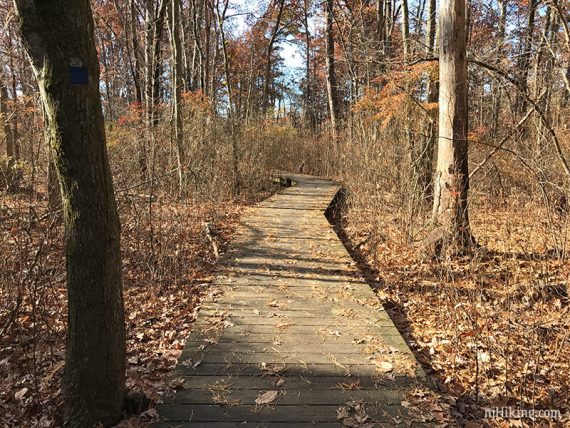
[176,362,420,378]
[192,316,395,327]
[158,403,408,423]
[171,388,404,405]
[179,341,383,354]
[178,375,418,390]
[185,332,408,347]
[189,323,404,338]
[178,351,386,365]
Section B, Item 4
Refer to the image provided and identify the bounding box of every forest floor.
[1,184,569,427]
[0,188,274,427]
[340,202,569,426]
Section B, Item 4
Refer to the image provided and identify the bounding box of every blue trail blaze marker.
[69,66,88,85]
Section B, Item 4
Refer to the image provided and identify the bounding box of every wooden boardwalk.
[156,175,431,427]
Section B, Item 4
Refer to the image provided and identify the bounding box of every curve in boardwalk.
[156,174,430,427]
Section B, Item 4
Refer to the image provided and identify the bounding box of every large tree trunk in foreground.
[14,1,126,426]
[430,0,474,254]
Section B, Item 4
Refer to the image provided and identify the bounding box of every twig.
[204,222,219,261]
[469,96,542,179]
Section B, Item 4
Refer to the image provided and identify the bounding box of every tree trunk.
[213,0,239,195]
[376,0,385,50]
[400,0,410,61]
[262,0,286,117]
[491,0,506,134]
[430,0,474,254]
[325,0,340,137]
[169,0,185,193]
[303,0,314,130]
[516,0,537,114]
[14,1,125,426]
[0,72,15,191]
[416,0,437,202]
[128,0,143,104]
[145,0,167,128]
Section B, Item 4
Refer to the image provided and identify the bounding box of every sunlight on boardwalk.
[156,175,430,427]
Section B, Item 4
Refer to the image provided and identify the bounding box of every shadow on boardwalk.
[156,174,451,427]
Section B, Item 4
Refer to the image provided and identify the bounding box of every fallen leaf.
[15,387,28,401]
[377,361,393,373]
[255,390,279,405]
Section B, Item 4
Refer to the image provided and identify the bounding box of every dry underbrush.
[0,185,274,427]
[0,106,313,426]
[340,196,569,426]
[0,196,240,426]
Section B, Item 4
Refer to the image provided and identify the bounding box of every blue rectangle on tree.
[69,66,89,85]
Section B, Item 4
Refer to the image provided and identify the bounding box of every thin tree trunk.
[325,0,340,137]
[169,0,185,193]
[376,0,385,51]
[129,0,143,104]
[516,0,537,114]
[303,0,313,129]
[0,72,15,191]
[417,0,437,202]
[204,0,211,97]
[191,0,205,91]
[14,0,125,425]
[400,0,410,61]
[262,0,286,117]
[8,29,20,162]
[213,0,239,195]
[491,0,506,134]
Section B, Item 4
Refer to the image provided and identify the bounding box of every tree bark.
[213,0,239,195]
[430,0,474,253]
[416,0,437,202]
[325,0,340,137]
[303,0,314,130]
[0,71,15,191]
[516,0,537,114]
[491,0,506,134]
[169,0,185,193]
[400,0,410,61]
[14,1,125,425]
[376,0,385,50]
[262,0,286,117]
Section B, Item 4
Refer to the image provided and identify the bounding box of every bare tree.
[262,0,286,116]
[0,69,15,191]
[325,0,340,136]
[400,0,410,61]
[169,0,186,193]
